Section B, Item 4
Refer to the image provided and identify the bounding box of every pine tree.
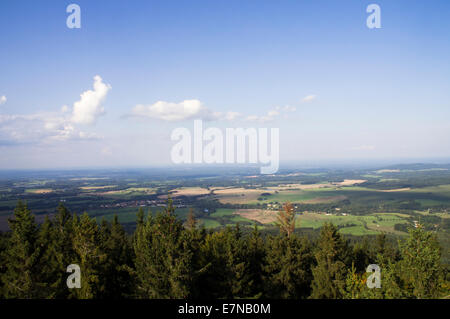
[352,238,373,273]
[398,226,442,298]
[225,225,249,298]
[136,207,145,229]
[133,200,194,298]
[343,262,366,299]
[310,223,351,299]
[245,224,265,298]
[35,215,58,298]
[101,215,134,298]
[71,213,106,299]
[36,204,77,298]
[185,208,197,230]
[373,233,398,266]
[2,201,41,298]
[264,234,313,298]
[184,208,207,299]
[276,202,296,237]
[196,226,251,298]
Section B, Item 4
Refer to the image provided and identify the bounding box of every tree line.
[0,199,448,299]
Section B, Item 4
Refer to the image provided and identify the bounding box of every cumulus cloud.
[130,99,298,123]
[301,94,317,103]
[71,75,111,124]
[0,113,100,145]
[131,99,224,122]
[0,96,6,105]
[0,76,109,145]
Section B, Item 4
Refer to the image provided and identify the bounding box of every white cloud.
[0,96,6,105]
[130,99,297,123]
[131,99,221,122]
[0,112,100,144]
[301,94,317,103]
[71,75,111,125]
[0,76,109,145]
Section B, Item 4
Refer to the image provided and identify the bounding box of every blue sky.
[0,0,449,169]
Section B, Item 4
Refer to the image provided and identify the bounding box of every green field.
[199,218,221,228]
[295,212,410,236]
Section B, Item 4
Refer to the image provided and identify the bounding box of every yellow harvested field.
[212,180,366,204]
[27,189,53,194]
[158,187,211,199]
[233,209,278,224]
[212,187,269,195]
[172,187,211,196]
[212,188,272,204]
[334,179,367,186]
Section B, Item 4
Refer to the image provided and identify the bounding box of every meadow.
[0,164,449,258]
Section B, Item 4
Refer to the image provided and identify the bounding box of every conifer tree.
[352,238,372,273]
[185,208,197,230]
[276,202,296,237]
[72,213,106,299]
[264,234,313,298]
[133,200,194,298]
[2,201,41,298]
[245,224,265,298]
[183,208,207,298]
[48,203,76,298]
[310,223,351,299]
[398,226,442,298]
[374,233,398,265]
[343,262,365,299]
[136,207,145,229]
[196,226,250,298]
[35,215,59,298]
[101,215,134,298]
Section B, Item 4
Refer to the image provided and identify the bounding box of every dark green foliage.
[37,204,76,298]
[264,234,314,298]
[1,201,41,298]
[100,215,134,298]
[0,201,448,299]
[246,225,266,298]
[133,202,194,298]
[196,226,246,298]
[310,223,352,299]
[397,226,443,298]
[71,213,107,298]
